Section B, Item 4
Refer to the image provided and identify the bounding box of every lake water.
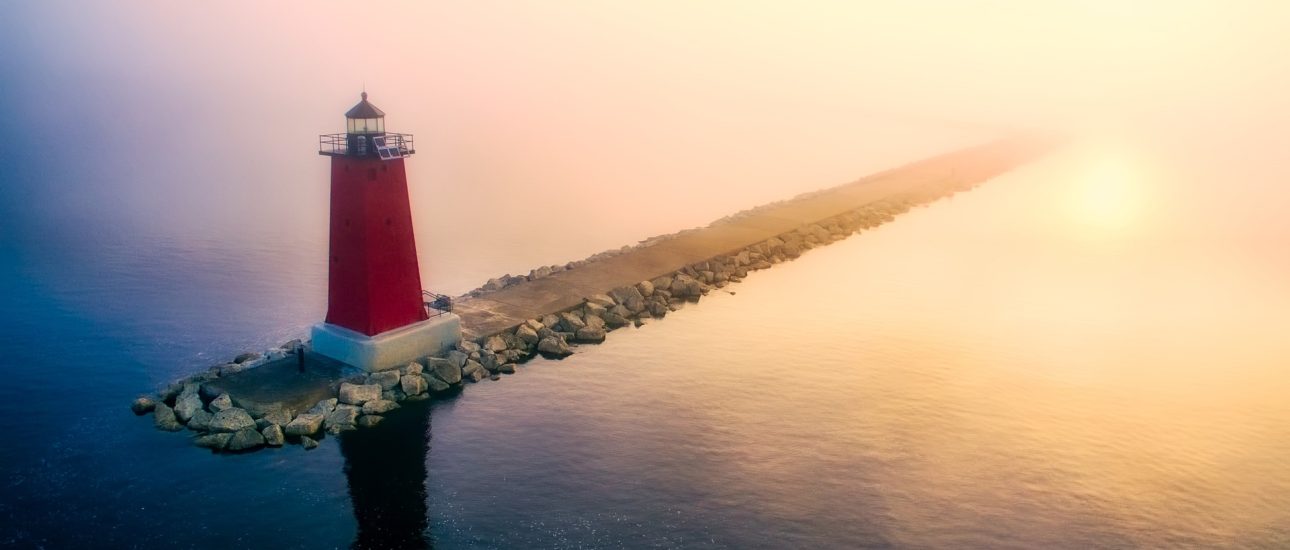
[3,135,1290,549]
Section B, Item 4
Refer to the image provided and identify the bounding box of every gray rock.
[262,424,285,446]
[382,388,407,402]
[425,375,450,393]
[458,340,481,354]
[523,319,544,332]
[557,312,586,332]
[586,294,616,307]
[447,350,468,369]
[186,409,214,432]
[401,362,423,376]
[173,393,203,424]
[637,280,655,297]
[261,408,294,427]
[233,352,261,364]
[537,336,574,356]
[357,415,383,428]
[209,408,257,433]
[462,360,488,382]
[284,413,325,436]
[609,285,646,311]
[368,370,401,390]
[307,398,338,416]
[540,314,560,329]
[575,326,606,343]
[194,433,232,450]
[208,393,233,413]
[338,382,381,406]
[497,363,516,374]
[400,374,427,396]
[427,358,461,384]
[362,399,400,415]
[154,403,183,432]
[515,325,540,346]
[583,314,606,330]
[325,406,360,434]
[300,436,319,450]
[404,393,430,402]
[483,335,508,352]
[131,396,156,415]
[227,428,265,451]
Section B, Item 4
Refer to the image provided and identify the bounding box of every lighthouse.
[311,92,460,372]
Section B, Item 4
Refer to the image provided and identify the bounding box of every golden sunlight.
[1063,148,1147,239]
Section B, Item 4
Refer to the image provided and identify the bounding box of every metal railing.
[319,132,415,157]
[423,291,453,316]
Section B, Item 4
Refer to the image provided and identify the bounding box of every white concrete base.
[310,314,462,372]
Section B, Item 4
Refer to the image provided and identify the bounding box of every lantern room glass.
[347,117,384,135]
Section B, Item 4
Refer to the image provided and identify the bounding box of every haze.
[2,1,1287,292]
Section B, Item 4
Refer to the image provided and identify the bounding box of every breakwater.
[130,136,1055,453]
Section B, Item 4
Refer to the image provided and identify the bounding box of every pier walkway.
[454,137,1050,340]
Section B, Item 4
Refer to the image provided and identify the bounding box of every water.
[3,134,1290,548]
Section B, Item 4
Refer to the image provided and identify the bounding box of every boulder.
[523,318,544,332]
[194,433,232,450]
[650,275,674,291]
[208,393,233,413]
[308,398,338,415]
[583,314,606,330]
[173,392,203,424]
[401,374,428,395]
[574,326,606,343]
[259,406,294,427]
[483,335,508,352]
[586,294,616,308]
[186,409,214,432]
[284,413,325,436]
[447,350,468,369]
[338,382,381,406]
[227,428,265,451]
[636,280,655,297]
[300,436,319,450]
[262,424,285,446]
[458,340,481,354]
[361,399,400,415]
[497,363,516,374]
[130,396,156,415]
[603,312,631,329]
[233,352,261,364]
[537,336,574,357]
[556,312,586,332]
[462,360,488,382]
[609,286,647,313]
[382,388,407,402]
[368,370,401,390]
[427,358,462,385]
[540,314,560,329]
[515,325,540,346]
[209,408,257,433]
[425,375,450,393]
[401,362,423,376]
[479,350,499,371]
[154,403,183,432]
[357,415,384,428]
[325,406,360,433]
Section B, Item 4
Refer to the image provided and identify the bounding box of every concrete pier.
[454,136,1049,340]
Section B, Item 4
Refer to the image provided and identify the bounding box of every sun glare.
[1064,149,1146,239]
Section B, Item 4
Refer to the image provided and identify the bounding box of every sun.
[1064,150,1146,238]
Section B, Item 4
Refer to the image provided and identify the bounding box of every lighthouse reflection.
[339,398,435,550]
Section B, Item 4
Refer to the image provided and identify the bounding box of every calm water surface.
[2,139,1290,549]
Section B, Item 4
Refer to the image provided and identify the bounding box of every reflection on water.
[341,400,433,550]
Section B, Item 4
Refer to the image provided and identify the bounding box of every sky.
[1,1,1287,268]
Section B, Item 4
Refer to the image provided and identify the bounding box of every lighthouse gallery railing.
[318,132,415,157]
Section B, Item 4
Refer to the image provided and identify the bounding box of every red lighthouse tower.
[311,92,460,372]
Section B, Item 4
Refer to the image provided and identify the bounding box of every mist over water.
[2,2,1290,548]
